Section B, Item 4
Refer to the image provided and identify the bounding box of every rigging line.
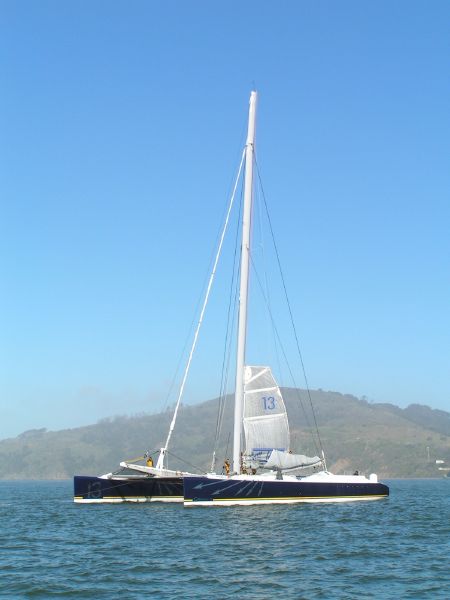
[165,450,207,474]
[254,174,284,387]
[217,230,242,441]
[254,158,325,456]
[211,245,242,472]
[248,253,322,458]
[249,256,321,457]
[214,187,242,439]
[212,184,244,467]
[111,449,160,475]
[158,148,247,466]
[214,261,240,466]
[160,326,195,414]
[212,252,241,471]
[161,223,224,414]
[212,279,240,471]
[161,255,217,413]
[146,449,162,458]
[164,138,246,416]
[223,430,231,466]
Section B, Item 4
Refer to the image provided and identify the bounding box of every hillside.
[1,389,449,479]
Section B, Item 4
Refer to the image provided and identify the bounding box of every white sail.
[264,449,322,471]
[243,366,290,462]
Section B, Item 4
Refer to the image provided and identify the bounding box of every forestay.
[243,366,290,462]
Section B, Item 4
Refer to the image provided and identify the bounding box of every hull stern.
[73,475,183,503]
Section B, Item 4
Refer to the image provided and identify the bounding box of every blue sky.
[1,1,449,439]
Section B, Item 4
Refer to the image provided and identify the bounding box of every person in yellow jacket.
[146,455,154,468]
[224,459,230,475]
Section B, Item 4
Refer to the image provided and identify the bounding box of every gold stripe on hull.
[184,495,388,507]
[73,496,183,504]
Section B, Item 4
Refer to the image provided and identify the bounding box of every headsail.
[243,366,290,463]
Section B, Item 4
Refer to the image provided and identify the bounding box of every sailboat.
[183,91,390,506]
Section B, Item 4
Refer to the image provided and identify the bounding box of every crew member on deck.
[224,459,230,475]
[147,456,154,467]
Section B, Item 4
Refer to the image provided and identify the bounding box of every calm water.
[0,480,449,599]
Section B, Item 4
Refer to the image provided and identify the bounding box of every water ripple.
[0,480,449,598]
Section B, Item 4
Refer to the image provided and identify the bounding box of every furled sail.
[243,366,290,462]
[264,449,322,471]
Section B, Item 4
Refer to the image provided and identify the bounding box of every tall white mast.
[233,91,257,474]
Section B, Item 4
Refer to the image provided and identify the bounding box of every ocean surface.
[0,479,449,599]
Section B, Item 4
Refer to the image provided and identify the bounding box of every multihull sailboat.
[183,91,389,506]
[74,91,389,505]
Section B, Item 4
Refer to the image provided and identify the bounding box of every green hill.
[1,389,449,479]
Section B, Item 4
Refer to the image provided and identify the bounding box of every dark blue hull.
[183,476,389,506]
[74,475,183,503]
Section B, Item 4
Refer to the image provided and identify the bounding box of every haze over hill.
[1,389,449,480]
